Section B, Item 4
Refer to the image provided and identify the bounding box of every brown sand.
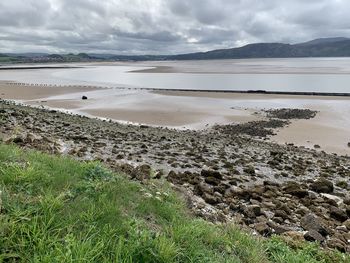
[153,90,350,101]
[0,81,100,101]
[1,81,349,155]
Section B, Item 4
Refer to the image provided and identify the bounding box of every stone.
[134,164,151,181]
[202,193,219,205]
[310,179,334,193]
[243,166,256,176]
[82,96,88,100]
[344,219,350,230]
[329,206,348,222]
[321,194,343,206]
[195,182,214,196]
[243,205,261,218]
[205,176,221,186]
[282,231,305,243]
[274,210,289,220]
[267,221,291,234]
[343,197,350,205]
[304,230,326,242]
[201,170,223,180]
[327,239,347,253]
[254,222,272,236]
[154,170,163,179]
[283,182,308,198]
[301,213,329,236]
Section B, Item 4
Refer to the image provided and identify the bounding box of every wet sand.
[0,81,100,100]
[130,59,350,74]
[0,81,349,155]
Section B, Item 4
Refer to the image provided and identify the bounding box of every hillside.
[1,143,348,262]
[169,37,350,60]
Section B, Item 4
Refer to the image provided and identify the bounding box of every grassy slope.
[0,144,348,262]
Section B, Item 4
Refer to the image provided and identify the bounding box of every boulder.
[202,193,219,205]
[310,179,334,193]
[201,170,223,179]
[134,164,151,181]
[242,205,261,218]
[344,219,350,230]
[195,182,214,196]
[304,230,325,242]
[321,194,343,206]
[301,213,329,236]
[329,206,348,222]
[283,182,308,198]
[243,166,256,176]
[327,239,347,253]
[254,222,272,236]
[205,176,221,186]
[282,231,305,244]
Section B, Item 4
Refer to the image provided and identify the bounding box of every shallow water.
[1,58,350,93]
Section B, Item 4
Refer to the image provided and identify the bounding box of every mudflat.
[1,81,349,155]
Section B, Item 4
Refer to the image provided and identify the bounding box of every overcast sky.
[0,0,349,54]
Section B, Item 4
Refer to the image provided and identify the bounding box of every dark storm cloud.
[0,0,350,54]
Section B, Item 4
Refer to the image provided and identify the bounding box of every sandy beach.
[1,81,349,155]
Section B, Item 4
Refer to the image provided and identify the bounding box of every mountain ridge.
[1,37,350,63]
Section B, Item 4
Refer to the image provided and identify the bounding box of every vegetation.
[0,143,348,262]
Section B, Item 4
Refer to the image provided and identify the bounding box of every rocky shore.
[0,100,349,253]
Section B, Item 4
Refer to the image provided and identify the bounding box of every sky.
[0,0,350,55]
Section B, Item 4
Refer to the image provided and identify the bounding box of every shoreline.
[1,100,349,253]
[1,81,350,155]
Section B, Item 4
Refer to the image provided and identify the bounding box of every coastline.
[1,99,349,253]
[1,81,350,155]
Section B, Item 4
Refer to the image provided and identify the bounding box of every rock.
[344,219,350,230]
[205,176,221,186]
[267,221,292,234]
[254,222,272,236]
[301,213,329,236]
[321,193,343,206]
[314,144,321,149]
[202,193,219,205]
[134,164,151,181]
[154,170,163,179]
[195,182,214,196]
[344,197,350,205]
[82,96,88,100]
[225,187,252,201]
[243,166,256,176]
[310,179,334,193]
[283,182,308,198]
[242,205,261,218]
[348,142,350,148]
[274,210,289,220]
[282,231,305,244]
[329,206,348,222]
[201,170,223,180]
[327,238,347,253]
[304,230,325,242]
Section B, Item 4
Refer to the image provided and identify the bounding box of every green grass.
[0,144,348,262]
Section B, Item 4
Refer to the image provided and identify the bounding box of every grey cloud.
[0,0,349,54]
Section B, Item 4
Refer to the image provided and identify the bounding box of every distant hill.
[296,37,350,46]
[168,37,350,60]
[2,37,350,63]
